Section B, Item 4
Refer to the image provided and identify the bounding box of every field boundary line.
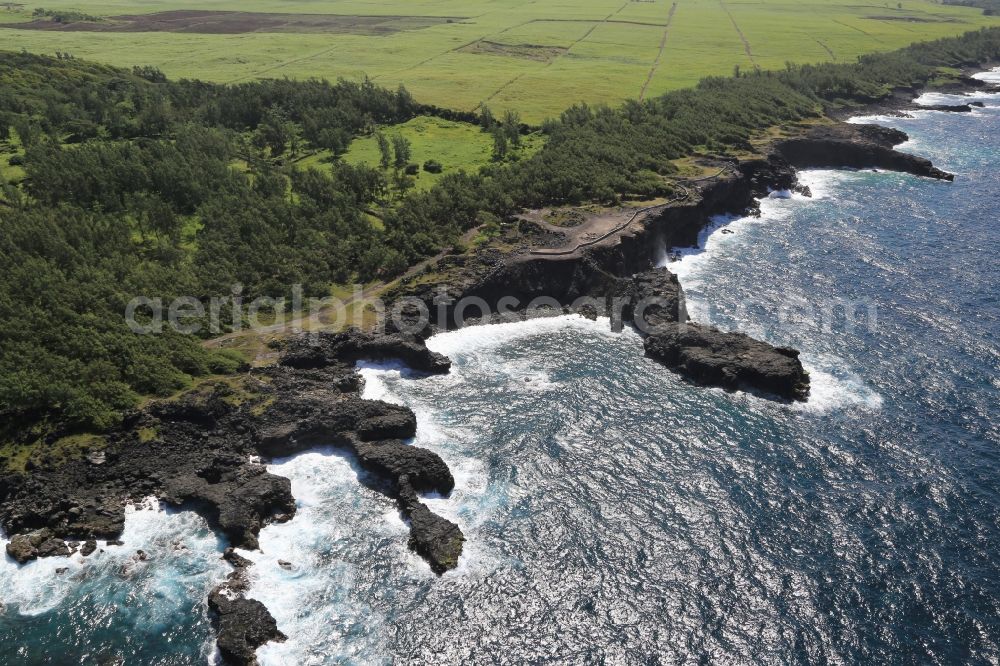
[719,0,759,72]
[480,1,629,108]
[639,2,678,102]
[227,43,343,83]
[373,0,539,82]
[832,18,883,43]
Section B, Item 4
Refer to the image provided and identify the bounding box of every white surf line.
[664,171,887,412]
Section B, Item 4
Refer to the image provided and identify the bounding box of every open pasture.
[0,0,997,121]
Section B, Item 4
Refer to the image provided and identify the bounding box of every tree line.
[2,27,1000,437]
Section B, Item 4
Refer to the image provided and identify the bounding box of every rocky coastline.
[1,69,986,664]
[827,66,998,120]
[1,330,464,664]
[388,120,955,401]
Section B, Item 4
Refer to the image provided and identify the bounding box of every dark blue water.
[2,84,999,664]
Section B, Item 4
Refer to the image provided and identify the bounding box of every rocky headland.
[773,123,954,181]
[387,119,954,401]
[0,330,464,664]
[0,85,970,664]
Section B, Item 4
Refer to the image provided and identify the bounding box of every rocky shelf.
[0,330,464,663]
[0,114,959,663]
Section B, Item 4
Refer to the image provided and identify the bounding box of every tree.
[376,132,391,169]
[13,117,38,148]
[395,84,415,115]
[491,127,508,161]
[502,110,522,149]
[479,104,495,130]
[392,134,411,170]
[255,108,292,157]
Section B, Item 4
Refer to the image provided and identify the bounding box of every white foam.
[0,498,227,621]
[847,113,906,125]
[914,91,967,107]
[357,359,410,405]
[242,450,408,666]
[972,66,1000,85]
[241,446,511,665]
[664,180,830,287]
[795,359,884,414]
[425,314,620,358]
[796,169,847,200]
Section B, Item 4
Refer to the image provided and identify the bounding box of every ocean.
[3,75,999,664]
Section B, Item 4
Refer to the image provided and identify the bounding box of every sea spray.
[0,499,228,661]
[242,449,413,666]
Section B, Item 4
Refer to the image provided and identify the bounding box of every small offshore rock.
[644,322,810,401]
[6,534,38,564]
[209,587,286,666]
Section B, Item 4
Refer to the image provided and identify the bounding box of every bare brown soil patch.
[1,10,463,35]
[865,14,961,23]
[459,40,568,63]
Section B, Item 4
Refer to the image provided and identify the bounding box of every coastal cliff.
[0,331,465,662]
[388,120,948,399]
[774,124,954,181]
[0,116,960,662]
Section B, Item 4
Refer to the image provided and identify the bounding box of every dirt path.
[639,2,678,102]
[528,202,674,257]
[526,165,734,257]
[203,226,482,351]
[719,0,759,73]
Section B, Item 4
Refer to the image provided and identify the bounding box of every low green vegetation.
[2,26,1000,447]
[0,0,996,122]
[0,432,106,472]
[341,115,541,191]
[30,7,101,23]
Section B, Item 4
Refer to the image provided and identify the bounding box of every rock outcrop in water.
[209,548,286,666]
[643,321,810,401]
[773,124,954,181]
[626,268,810,401]
[917,102,982,113]
[0,330,463,663]
[627,267,688,329]
[5,528,71,564]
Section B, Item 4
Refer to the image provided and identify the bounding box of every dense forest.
[2,27,1000,438]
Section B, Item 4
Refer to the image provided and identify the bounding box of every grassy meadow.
[332,116,541,190]
[0,0,997,122]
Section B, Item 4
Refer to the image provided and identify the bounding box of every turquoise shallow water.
[2,83,1000,664]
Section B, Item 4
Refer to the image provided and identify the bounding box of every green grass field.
[331,116,541,190]
[1,0,996,122]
